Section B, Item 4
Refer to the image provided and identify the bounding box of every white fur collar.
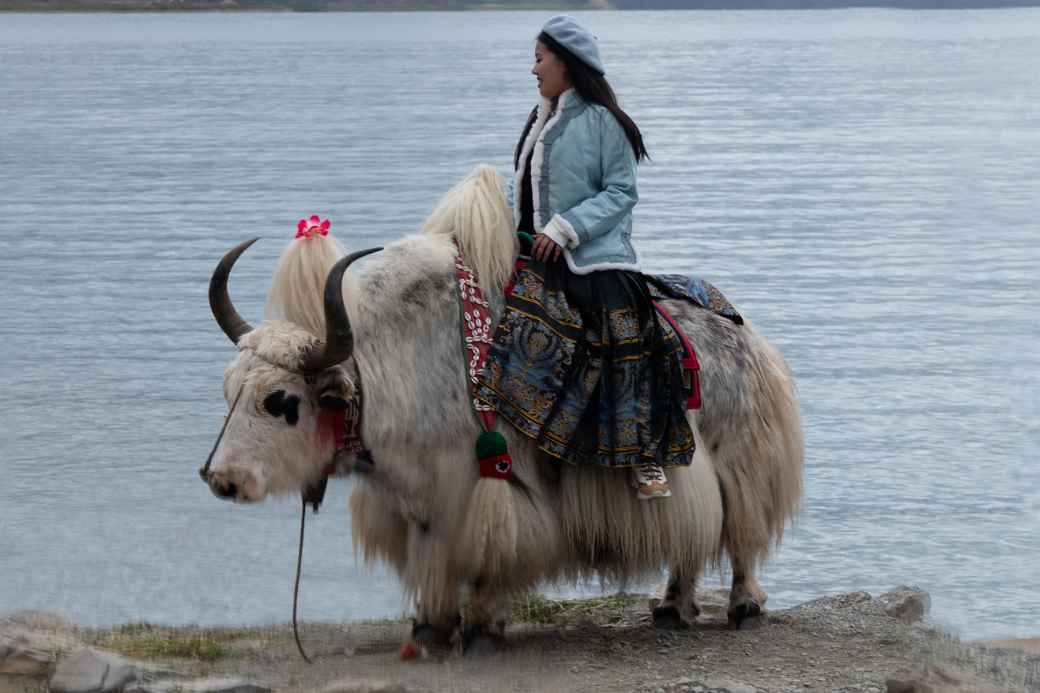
[513,89,575,231]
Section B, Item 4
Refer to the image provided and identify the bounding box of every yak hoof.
[727,599,762,630]
[462,624,506,655]
[652,605,690,630]
[409,620,457,657]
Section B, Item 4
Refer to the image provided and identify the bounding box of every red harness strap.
[317,398,364,477]
[455,242,505,433]
[653,301,702,411]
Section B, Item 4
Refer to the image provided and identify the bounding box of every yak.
[200,165,803,653]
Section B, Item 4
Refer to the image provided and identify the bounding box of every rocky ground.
[2,587,1037,693]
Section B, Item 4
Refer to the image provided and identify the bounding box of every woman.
[475,15,694,500]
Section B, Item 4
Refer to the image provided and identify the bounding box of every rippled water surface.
[1,9,1038,641]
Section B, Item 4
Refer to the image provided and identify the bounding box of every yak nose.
[202,467,264,503]
[207,474,238,501]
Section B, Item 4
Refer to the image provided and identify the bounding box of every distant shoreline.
[0,2,589,9]
[3,1,1040,12]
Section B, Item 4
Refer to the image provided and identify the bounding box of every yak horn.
[210,238,260,345]
[299,247,382,374]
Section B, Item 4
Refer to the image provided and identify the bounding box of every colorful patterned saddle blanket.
[647,274,744,326]
[647,274,743,411]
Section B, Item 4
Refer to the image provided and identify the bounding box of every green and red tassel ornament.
[476,430,512,480]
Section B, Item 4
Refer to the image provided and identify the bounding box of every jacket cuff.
[543,214,580,250]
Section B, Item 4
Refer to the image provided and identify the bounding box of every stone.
[885,663,1002,693]
[320,679,429,693]
[126,678,271,693]
[877,586,931,624]
[0,636,52,676]
[49,648,143,693]
[0,617,80,677]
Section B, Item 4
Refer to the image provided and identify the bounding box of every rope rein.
[288,244,517,663]
[199,384,245,482]
[292,496,313,664]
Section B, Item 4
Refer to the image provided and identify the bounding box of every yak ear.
[316,365,354,410]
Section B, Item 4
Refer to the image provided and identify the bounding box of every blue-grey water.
[1,9,1037,642]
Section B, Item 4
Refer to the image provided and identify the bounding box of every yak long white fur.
[209,163,803,635]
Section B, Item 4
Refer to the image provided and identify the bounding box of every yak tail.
[717,320,804,569]
[459,477,518,580]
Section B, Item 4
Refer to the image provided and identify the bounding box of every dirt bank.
[2,588,1038,692]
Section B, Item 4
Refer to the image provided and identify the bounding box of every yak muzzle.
[210,476,238,500]
[203,467,264,503]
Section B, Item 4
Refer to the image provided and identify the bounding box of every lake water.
[1,9,1037,642]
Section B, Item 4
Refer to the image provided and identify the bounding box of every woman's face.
[532,41,571,100]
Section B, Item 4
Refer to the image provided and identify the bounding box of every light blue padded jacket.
[511,88,640,274]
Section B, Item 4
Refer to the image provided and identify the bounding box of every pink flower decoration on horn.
[296,214,331,240]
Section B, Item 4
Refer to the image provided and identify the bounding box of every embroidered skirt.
[474,261,695,469]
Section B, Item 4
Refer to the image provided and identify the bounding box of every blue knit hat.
[540,15,605,76]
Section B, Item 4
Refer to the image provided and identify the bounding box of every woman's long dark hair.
[515,31,649,168]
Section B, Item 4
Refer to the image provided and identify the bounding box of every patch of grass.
[511,593,643,625]
[356,613,412,626]
[87,623,268,662]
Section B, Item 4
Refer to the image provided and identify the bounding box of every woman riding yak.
[475,16,694,500]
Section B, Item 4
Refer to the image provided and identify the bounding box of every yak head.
[200,239,377,503]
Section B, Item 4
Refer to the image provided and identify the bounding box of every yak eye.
[263,391,285,417]
[263,390,300,426]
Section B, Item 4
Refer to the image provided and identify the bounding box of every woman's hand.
[532,233,563,263]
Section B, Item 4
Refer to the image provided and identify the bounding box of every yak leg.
[405,524,461,655]
[727,552,767,629]
[652,570,699,630]
[352,489,459,656]
[462,579,509,653]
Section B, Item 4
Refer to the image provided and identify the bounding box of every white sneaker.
[632,464,671,500]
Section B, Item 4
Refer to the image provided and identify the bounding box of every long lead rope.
[292,496,313,664]
[199,384,245,482]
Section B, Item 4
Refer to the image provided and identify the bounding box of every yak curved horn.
[210,238,260,345]
[299,247,383,374]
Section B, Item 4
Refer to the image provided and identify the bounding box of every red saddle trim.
[653,301,701,411]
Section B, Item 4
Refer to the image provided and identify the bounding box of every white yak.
[201,165,803,652]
